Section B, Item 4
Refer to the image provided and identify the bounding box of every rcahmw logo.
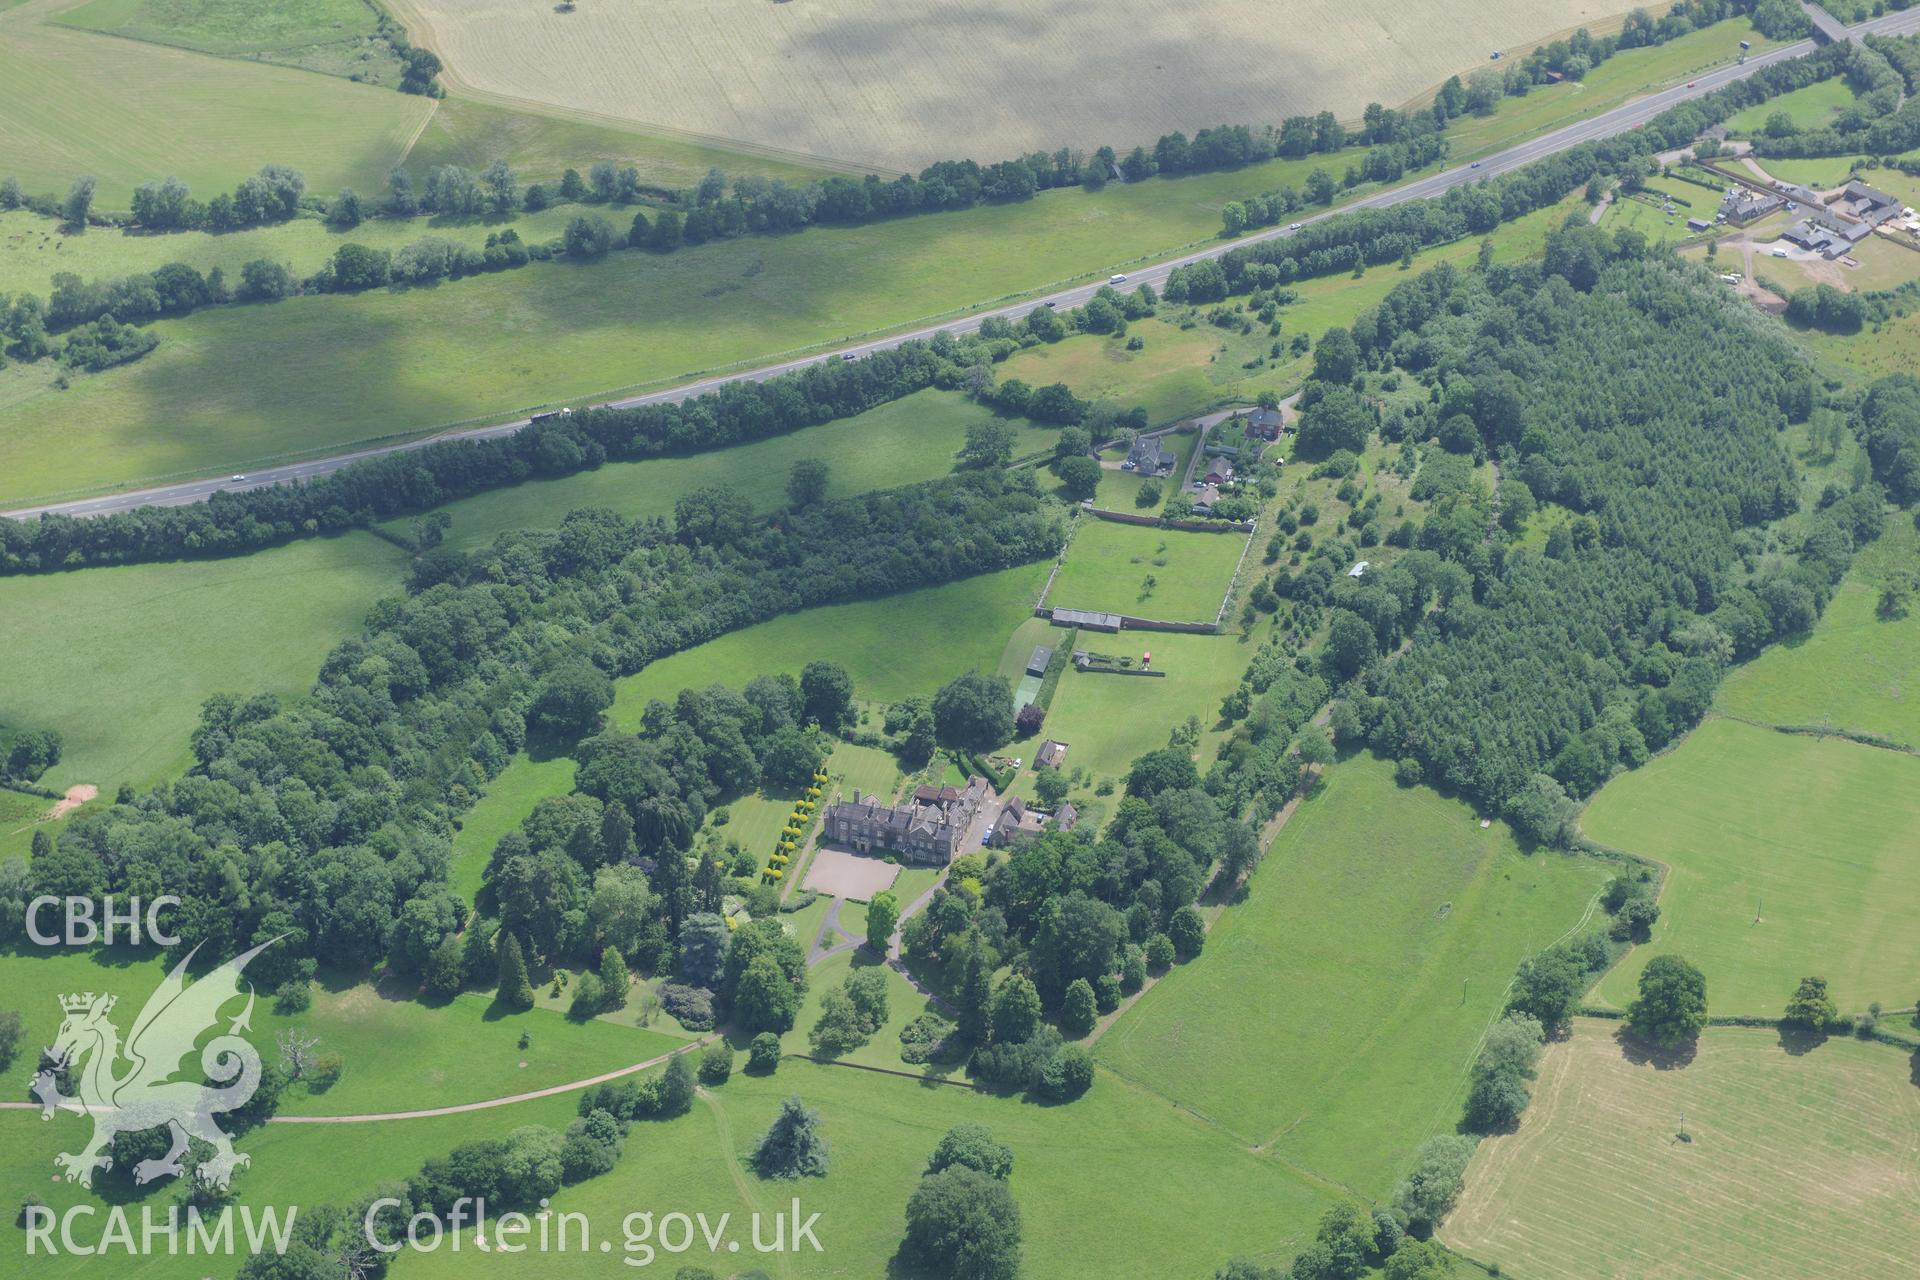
[25,894,180,946]
[22,936,297,1258]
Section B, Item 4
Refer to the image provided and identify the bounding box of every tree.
[799,660,855,733]
[647,209,682,251]
[759,724,828,789]
[1060,978,1097,1037]
[1383,1240,1451,1280]
[960,421,1017,468]
[679,912,731,986]
[657,1054,697,1115]
[1126,746,1198,798]
[809,986,873,1055]
[735,953,802,1034]
[747,1031,781,1073]
[1783,975,1838,1032]
[562,214,617,258]
[1055,454,1100,500]
[598,945,630,1010]
[933,671,1016,751]
[62,175,97,230]
[482,159,518,214]
[326,188,364,228]
[1145,933,1175,972]
[699,1041,733,1085]
[903,1165,1022,1280]
[1167,905,1205,959]
[1038,1044,1094,1099]
[926,1123,1014,1179]
[1627,954,1708,1048]
[1391,1134,1476,1235]
[866,892,899,954]
[1014,702,1045,737]
[1312,326,1358,384]
[752,1095,829,1178]
[957,937,993,1044]
[787,458,830,508]
[496,932,534,1010]
[1463,1013,1543,1131]
[239,259,294,301]
[1507,943,1588,1030]
[0,1009,21,1072]
[990,973,1042,1044]
[531,663,614,740]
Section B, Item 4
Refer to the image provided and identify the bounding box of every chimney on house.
[852,790,861,805]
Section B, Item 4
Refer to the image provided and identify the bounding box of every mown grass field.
[1443,1020,1920,1280]
[609,560,1053,719]
[1440,17,1783,162]
[447,751,577,902]
[394,1056,1341,1280]
[1584,717,1920,1017]
[1716,518,1919,748]
[1047,518,1247,622]
[394,0,1641,171]
[1753,153,1861,190]
[0,532,404,794]
[59,0,404,85]
[0,204,587,296]
[1038,630,1251,780]
[401,390,1044,552]
[1725,76,1860,136]
[1098,753,1610,1197]
[0,0,432,208]
[0,944,683,1119]
[0,1090,585,1280]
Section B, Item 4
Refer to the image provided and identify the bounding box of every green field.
[59,0,404,84]
[1715,518,1920,748]
[1440,17,1784,164]
[0,944,685,1119]
[1038,631,1251,781]
[0,532,403,794]
[609,561,1052,720]
[1725,76,1860,137]
[395,1056,1340,1280]
[401,93,840,192]
[1444,1020,1920,1280]
[1752,154,1861,190]
[447,750,577,902]
[0,0,433,208]
[403,390,1045,552]
[1047,518,1247,623]
[1098,753,1609,1197]
[1584,717,1920,1017]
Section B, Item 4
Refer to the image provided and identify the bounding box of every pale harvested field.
[394,0,1641,171]
[1443,1020,1920,1280]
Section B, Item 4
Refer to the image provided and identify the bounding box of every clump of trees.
[1627,954,1709,1048]
[901,1125,1021,1280]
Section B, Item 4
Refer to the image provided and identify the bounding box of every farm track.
[21,4,1920,523]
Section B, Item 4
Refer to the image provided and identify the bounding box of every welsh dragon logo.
[31,938,278,1191]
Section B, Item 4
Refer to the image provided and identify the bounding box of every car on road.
[1043,300,1057,307]
[231,475,245,482]
[1109,273,1127,284]
[1470,161,1481,169]
[1687,81,1696,88]
[1288,222,1303,230]
[840,352,857,361]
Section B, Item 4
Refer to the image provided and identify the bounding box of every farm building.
[1036,739,1069,768]
[1782,210,1871,259]
[1124,436,1177,475]
[1685,217,1711,232]
[822,778,988,863]
[1051,608,1123,632]
[1835,180,1901,227]
[1027,645,1054,677]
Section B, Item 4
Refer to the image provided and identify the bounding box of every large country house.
[822,777,989,863]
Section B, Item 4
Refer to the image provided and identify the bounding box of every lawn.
[59,0,405,84]
[447,751,577,903]
[609,560,1053,717]
[394,1056,1343,1280]
[0,944,685,1119]
[0,0,433,208]
[1443,1020,1920,1280]
[1037,630,1252,781]
[1097,753,1610,1197]
[1725,76,1861,137]
[1583,716,1920,1017]
[398,389,1045,552]
[1047,518,1248,623]
[1715,516,1920,749]
[1001,319,1241,426]
[0,1091,584,1280]
[1754,154,1863,190]
[0,532,404,795]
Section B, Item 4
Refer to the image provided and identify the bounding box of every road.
[11,7,1920,522]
